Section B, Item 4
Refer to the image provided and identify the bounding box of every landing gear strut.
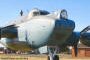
[47,46,59,60]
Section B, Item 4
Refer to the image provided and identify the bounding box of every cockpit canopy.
[28,8,50,17]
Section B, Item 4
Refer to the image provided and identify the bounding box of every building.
[72,41,90,57]
[77,41,90,57]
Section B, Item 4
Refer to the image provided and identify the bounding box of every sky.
[0,0,90,31]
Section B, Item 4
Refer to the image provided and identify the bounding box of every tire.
[47,56,50,60]
[53,55,59,60]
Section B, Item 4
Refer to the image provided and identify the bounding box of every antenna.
[20,10,23,16]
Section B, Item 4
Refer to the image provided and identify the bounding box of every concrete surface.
[0,54,89,60]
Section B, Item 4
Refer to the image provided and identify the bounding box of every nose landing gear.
[48,46,59,60]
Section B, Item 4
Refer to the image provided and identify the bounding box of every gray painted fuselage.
[0,15,75,51]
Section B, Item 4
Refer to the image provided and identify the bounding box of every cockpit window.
[40,10,50,15]
[33,11,40,16]
[29,8,50,17]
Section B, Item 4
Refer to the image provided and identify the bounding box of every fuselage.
[0,15,75,51]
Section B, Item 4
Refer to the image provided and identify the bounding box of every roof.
[77,42,89,48]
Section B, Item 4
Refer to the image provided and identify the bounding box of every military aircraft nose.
[19,16,56,48]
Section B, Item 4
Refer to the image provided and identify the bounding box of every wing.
[0,25,18,38]
[66,26,90,46]
[80,26,90,46]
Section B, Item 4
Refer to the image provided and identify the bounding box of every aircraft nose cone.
[22,16,55,48]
